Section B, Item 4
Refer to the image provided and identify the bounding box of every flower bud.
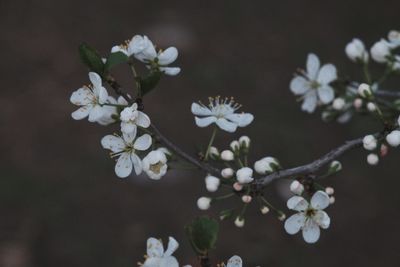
[289,180,304,195]
[234,217,245,228]
[254,157,279,174]
[329,160,342,172]
[233,182,243,191]
[367,153,379,165]
[221,168,234,178]
[353,98,363,109]
[230,140,240,152]
[197,197,211,210]
[388,30,400,43]
[363,135,377,150]
[329,196,336,204]
[367,102,377,112]
[221,150,234,161]
[205,175,220,192]
[236,167,254,184]
[260,206,270,214]
[370,40,391,63]
[278,212,286,221]
[241,195,252,203]
[209,146,219,159]
[332,98,346,110]
[325,187,335,195]
[239,136,251,148]
[386,130,400,147]
[345,38,368,62]
[380,144,389,157]
[358,83,372,98]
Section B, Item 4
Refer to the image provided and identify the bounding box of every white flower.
[120,103,151,135]
[142,150,168,180]
[345,38,368,62]
[284,191,331,244]
[205,175,220,192]
[358,83,372,98]
[225,255,243,267]
[254,157,279,174]
[363,135,377,151]
[197,197,211,210]
[142,237,179,267]
[234,217,245,228]
[70,72,109,122]
[367,153,379,165]
[370,39,391,63]
[221,168,234,178]
[221,150,235,161]
[111,35,152,56]
[386,130,400,147]
[97,96,128,126]
[290,180,304,195]
[191,97,254,132]
[332,98,345,110]
[290,53,337,113]
[236,167,254,184]
[101,132,152,178]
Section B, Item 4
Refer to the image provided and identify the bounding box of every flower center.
[149,161,164,174]
[305,208,316,217]
[309,80,320,89]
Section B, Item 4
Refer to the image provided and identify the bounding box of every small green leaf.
[105,52,129,70]
[219,209,235,221]
[139,71,162,96]
[185,216,219,256]
[78,43,105,75]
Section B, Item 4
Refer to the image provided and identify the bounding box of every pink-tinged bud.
[241,195,252,203]
[380,144,389,157]
[353,98,363,109]
[233,182,243,191]
[325,187,334,195]
[290,180,304,195]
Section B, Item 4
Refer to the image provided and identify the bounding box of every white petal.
[306,53,320,80]
[310,191,330,210]
[131,153,142,175]
[158,47,178,65]
[70,87,93,105]
[97,86,108,104]
[160,67,181,76]
[302,219,321,243]
[101,135,125,153]
[301,90,317,113]
[136,112,151,128]
[115,152,133,178]
[225,113,254,127]
[317,86,334,104]
[284,213,306,235]
[194,116,217,127]
[89,72,102,88]
[317,64,337,84]
[313,210,331,229]
[216,118,238,132]
[290,76,309,95]
[164,237,179,256]
[134,134,152,151]
[146,237,164,258]
[142,257,161,267]
[71,106,91,120]
[227,255,242,267]
[88,105,104,122]
[121,126,137,142]
[287,196,308,211]
[159,256,179,267]
[191,103,213,116]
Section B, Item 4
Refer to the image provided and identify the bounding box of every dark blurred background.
[1,0,400,266]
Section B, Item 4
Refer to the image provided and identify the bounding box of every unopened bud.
[209,146,219,159]
[221,168,234,178]
[233,182,243,191]
[278,212,286,221]
[358,83,372,98]
[380,144,389,157]
[325,187,335,195]
[367,102,377,112]
[332,98,346,110]
[197,197,211,210]
[386,130,400,147]
[260,206,270,214]
[367,153,379,165]
[230,140,240,152]
[241,195,252,203]
[239,136,251,148]
[329,196,336,204]
[221,150,234,161]
[236,167,254,184]
[234,217,245,228]
[205,175,220,192]
[363,135,377,150]
[353,98,363,109]
[289,180,304,195]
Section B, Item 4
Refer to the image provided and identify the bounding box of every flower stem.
[204,126,217,161]
[362,62,372,84]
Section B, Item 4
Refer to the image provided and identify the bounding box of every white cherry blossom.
[120,103,151,135]
[142,149,168,180]
[224,255,243,267]
[345,38,369,62]
[191,97,254,132]
[101,132,152,178]
[142,237,179,267]
[371,39,391,63]
[96,96,128,126]
[290,53,337,113]
[111,35,152,56]
[284,191,331,243]
[70,72,109,122]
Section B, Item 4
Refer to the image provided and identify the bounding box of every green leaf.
[139,71,162,96]
[78,43,105,75]
[185,216,219,256]
[105,51,129,70]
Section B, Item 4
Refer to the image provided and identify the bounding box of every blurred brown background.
[1,0,400,266]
